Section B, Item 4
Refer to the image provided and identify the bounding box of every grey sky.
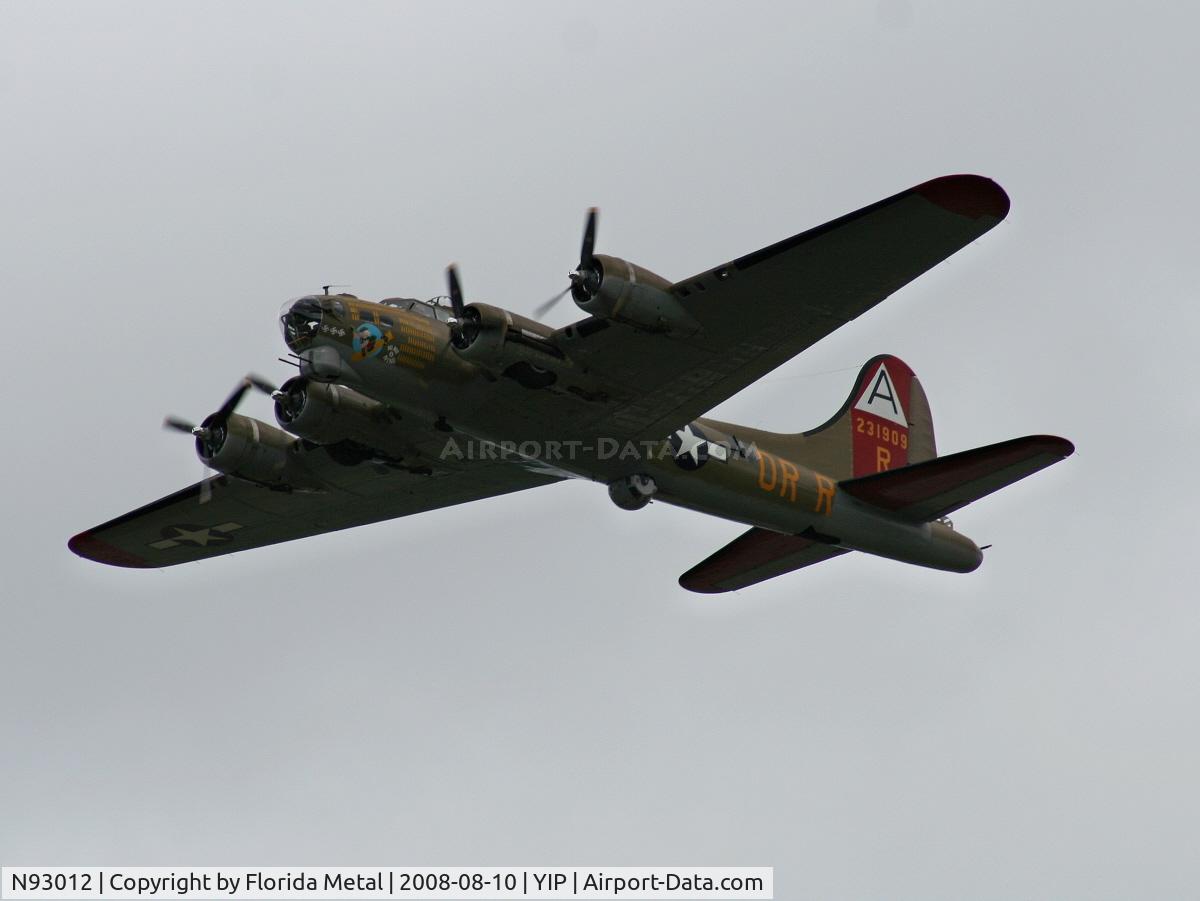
[3,2,1198,898]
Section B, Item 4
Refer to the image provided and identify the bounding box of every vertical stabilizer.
[699,355,936,481]
[789,355,935,480]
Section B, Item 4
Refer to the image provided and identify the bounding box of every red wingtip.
[1033,435,1076,458]
[68,532,154,568]
[914,174,1011,221]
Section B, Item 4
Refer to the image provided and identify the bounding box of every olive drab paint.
[70,174,1073,591]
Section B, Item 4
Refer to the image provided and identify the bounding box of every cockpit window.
[279,295,323,352]
[356,308,375,323]
[379,296,453,323]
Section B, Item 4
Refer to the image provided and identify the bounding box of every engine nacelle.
[199,413,302,486]
[450,302,508,365]
[573,254,699,336]
[451,302,566,381]
[273,377,412,460]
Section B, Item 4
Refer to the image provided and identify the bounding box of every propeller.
[270,378,307,423]
[163,415,199,435]
[447,263,466,321]
[163,374,277,503]
[163,405,221,504]
[534,207,600,320]
[163,374,277,459]
[445,264,479,348]
[532,286,571,319]
[579,207,598,271]
[570,207,601,301]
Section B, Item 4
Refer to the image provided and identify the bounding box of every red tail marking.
[851,357,913,477]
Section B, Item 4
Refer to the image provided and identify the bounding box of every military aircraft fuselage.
[73,176,1070,589]
[276,292,983,574]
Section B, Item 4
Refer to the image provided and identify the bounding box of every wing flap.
[838,435,1075,522]
[679,527,850,594]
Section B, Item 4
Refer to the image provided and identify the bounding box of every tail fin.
[785,355,936,481]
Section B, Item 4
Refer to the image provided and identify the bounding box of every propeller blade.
[567,208,602,303]
[446,264,465,320]
[212,378,252,424]
[580,207,598,270]
[246,373,277,395]
[533,285,571,319]
[166,373,272,500]
[163,416,197,434]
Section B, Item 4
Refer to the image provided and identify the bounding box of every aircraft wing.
[69,452,562,569]
[560,174,1009,442]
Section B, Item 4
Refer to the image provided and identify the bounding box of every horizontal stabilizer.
[839,434,1074,522]
[679,527,849,594]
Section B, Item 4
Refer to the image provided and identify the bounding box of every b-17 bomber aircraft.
[70,175,1073,592]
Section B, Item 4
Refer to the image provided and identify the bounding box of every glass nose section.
[279,296,323,352]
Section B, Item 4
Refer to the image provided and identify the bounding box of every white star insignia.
[148,522,242,551]
[170,526,218,546]
[673,425,708,464]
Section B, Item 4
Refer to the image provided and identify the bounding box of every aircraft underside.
[70,175,1073,591]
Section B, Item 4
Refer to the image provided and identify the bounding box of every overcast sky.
[3,2,1198,898]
